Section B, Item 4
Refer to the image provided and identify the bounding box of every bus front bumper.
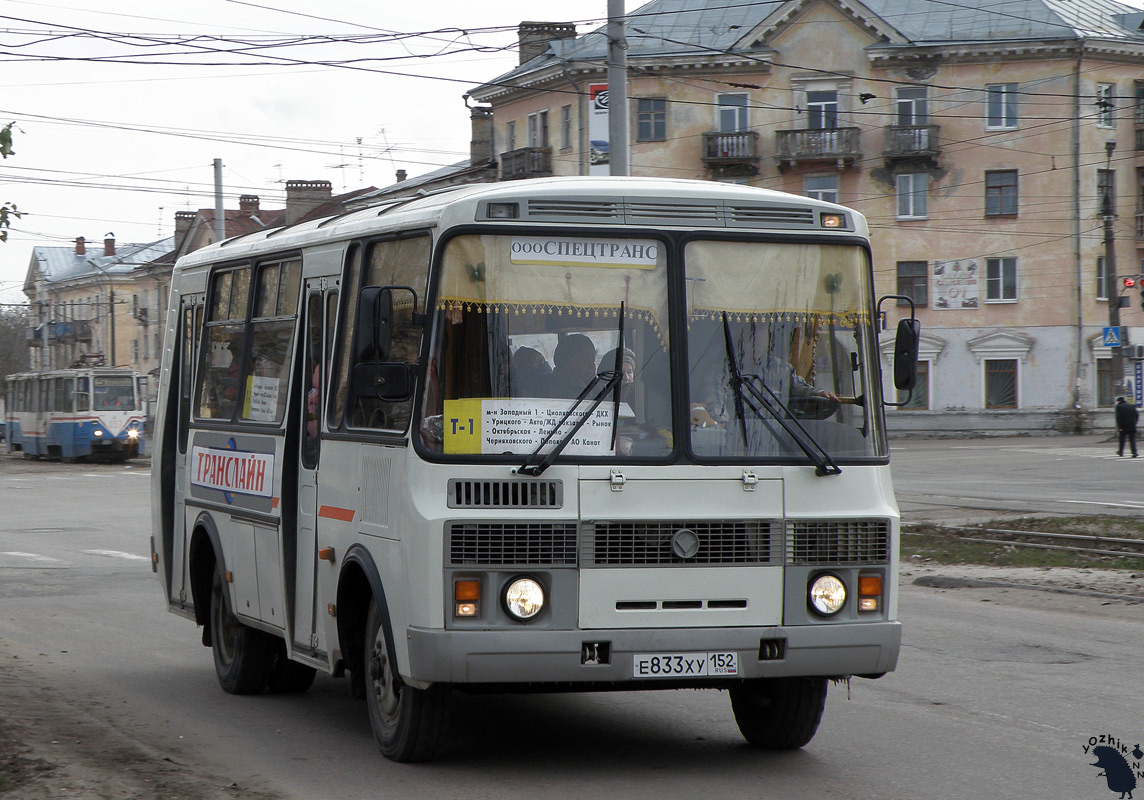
[405,621,900,685]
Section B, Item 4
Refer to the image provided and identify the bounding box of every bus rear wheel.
[209,567,272,694]
[363,601,448,762]
[729,677,827,750]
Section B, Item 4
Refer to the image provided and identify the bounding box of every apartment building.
[468,0,1144,433]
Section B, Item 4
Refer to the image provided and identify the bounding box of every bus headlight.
[504,577,544,620]
[808,573,847,616]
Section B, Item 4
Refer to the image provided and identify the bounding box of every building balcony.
[25,326,41,346]
[775,127,861,169]
[701,131,761,176]
[883,124,940,164]
[500,147,552,180]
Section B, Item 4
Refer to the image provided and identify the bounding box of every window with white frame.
[1097,83,1115,128]
[985,257,1017,302]
[805,174,838,203]
[717,93,749,132]
[527,110,549,148]
[806,90,839,129]
[561,105,572,149]
[896,173,928,219]
[986,83,1018,129]
[895,86,929,126]
[1097,255,1109,301]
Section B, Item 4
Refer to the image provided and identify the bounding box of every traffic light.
[1126,277,1138,289]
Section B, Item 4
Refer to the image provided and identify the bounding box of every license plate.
[633,651,738,678]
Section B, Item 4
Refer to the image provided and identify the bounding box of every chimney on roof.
[75,237,86,256]
[285,180,333,225]
[239,195,260,217]
[470,105,493,164]
[175,211,196,242]
[104,234,115,257]
[396,169,407,183]
[517,22,576,65]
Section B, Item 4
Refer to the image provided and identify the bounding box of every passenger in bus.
[690,354,838,429]
[546,334,597,398]
[510,347,551,398]
[598,346,638,413]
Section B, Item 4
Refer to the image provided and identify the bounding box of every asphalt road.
[0,441,1140,799]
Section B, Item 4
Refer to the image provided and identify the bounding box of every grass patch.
[902,515,1144,570]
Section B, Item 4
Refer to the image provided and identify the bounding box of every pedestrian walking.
[1115,396,1138,457]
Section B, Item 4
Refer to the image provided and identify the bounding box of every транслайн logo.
[1083,734,1142,798]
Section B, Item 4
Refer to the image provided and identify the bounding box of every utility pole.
[213,158,225,244]
[1103,140,1124,398]
[607,0,629,176]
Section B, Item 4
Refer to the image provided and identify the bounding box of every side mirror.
[352,362,415,402]
[355,286,394,362]
[893,318,921,391]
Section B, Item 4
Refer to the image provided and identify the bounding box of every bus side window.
[196,266,250,421]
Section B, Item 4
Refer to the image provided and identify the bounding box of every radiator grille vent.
[447,479,562,509]
[625,201,722,224]
[448,522,577,566]
[727,204,817,228]
[526,199,624,222]
[786,519,890,565]
[584,520,777,566]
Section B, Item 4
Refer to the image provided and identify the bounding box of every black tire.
[363,601,449,762]
[266,640,317,694]
[209,567,273,695]
[729,677,827,750]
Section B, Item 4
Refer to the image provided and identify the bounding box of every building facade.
[469,0,1144,433]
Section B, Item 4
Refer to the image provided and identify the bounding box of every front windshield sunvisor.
[419,233,673,461]
[685,240,885,461]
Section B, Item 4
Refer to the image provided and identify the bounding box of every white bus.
[151,177,920,762]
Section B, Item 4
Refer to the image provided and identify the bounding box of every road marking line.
[83,549,149,561]
[1058,499,1144,509]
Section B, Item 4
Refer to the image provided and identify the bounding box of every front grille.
[786,519,891,565]
[448,522,577,566]
[584,520,777,566]
[447,479,562,509]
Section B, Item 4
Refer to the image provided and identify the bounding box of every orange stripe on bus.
[318,505,355,522]
[272,497,280,509]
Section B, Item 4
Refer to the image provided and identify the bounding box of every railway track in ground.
[902,523,1144,561]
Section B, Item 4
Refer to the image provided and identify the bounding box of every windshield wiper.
[516,305,626,477]
[720,313,841,477]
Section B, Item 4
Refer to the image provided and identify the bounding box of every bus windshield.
[419,232,673,460]
[686,240,884,461]
[417,233,884,464]
[92,376,135,411]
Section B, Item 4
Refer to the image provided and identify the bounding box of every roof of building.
[472,0,1144,94]
[28,237,175,289]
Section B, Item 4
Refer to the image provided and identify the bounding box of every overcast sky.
[0,0,610,303]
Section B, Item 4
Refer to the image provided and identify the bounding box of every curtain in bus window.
[420,233,672,459]
[345,237,430,431]
[242,260,301,424]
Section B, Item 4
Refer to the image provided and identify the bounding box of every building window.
[985,359,1018,408]
[637,98,667,142]
[895,86,929,126]
[899,360,930,409]
[985,257,1018,302]
[527,110,548,148]
[806,90,839,129]
[1097,83,1115,127]
[896,173,928,219]
[506,120,516,152]
[805,174,838,203]
[717,93,749,132]
[1096,358,1115,407]
[986,83,1018,128]
[1097,255,1110,301]
[985,170,1018,216]
[1098,168,1116,210]
[561,105,572,150]
[897,261,929,306]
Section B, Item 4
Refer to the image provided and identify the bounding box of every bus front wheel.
[363,601,448,762]
[209,567,272,694]
[729,677,827,749]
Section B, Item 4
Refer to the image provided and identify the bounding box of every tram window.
[76,377,89,411]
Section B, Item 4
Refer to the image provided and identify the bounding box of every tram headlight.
[93,429,104,437]
[503,577,544,620]
[808,573,847,616]
[127,429,139,439]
